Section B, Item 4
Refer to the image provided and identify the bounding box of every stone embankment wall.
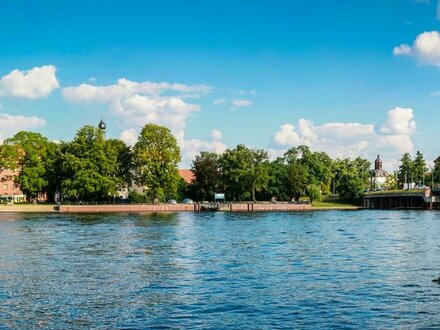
[58,204,196,213]
[58,203,311,213]
[218,203,310,212]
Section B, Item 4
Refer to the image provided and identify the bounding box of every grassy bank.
[0,204,56,213]
[311,195,362,210]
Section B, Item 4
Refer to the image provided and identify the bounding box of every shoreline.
[0,203,363,214]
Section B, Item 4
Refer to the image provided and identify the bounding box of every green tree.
[285,161,309,201]
[332,157,369,201]
[60,126,124,201]
[0,144,19,173]
[264,157,289,201]
[219,145,269,201]
[433,157,440,187]
[384,173,398,190]
[4,131,54,201]
[132,124,181,202]
[398,153,413,188]
[191,152,221,201]
[412,151,427,185]
[284,146,333,195]
[305,184,321,204]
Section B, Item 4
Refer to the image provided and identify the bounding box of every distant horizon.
[1,0,440,170]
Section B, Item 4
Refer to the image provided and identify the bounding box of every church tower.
[374,155,382,170]
[98,118,107,138]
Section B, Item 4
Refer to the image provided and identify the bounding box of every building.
[178,169,195,184]
[370,155,389,189]
[0,170,26,203]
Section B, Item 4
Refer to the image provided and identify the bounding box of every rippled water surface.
[1,210,440,329]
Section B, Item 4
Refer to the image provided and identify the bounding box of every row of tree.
[190,145,371,202]
[0,122,437,203]
[0,124,181,202]
[397,151,433,188]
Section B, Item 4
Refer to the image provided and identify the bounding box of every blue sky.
[0,0,440,168]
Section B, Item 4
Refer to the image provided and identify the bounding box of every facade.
[370,155,389,189]
[0,170,25,203]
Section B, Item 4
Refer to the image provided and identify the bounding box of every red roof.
[178,169,194,184]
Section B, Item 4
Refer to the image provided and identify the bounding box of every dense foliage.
[132,124,181,202]
[191,145,371,202]
[0,122,435,203]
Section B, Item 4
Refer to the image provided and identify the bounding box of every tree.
[305,184,321,204]
[132,124,181,202]
[332,157,369,201]
[0,144,18,174]
[384,173,398,190]
[191,152,221,201]
[60,126,125,201]
[412,151,427,185]
[285,161,309,201]
[219,145,269,201]
[433,157,440,187]
[264,157,289,201]
[4,131,55,201]
[398,153,412,188]
[284,146,333,195]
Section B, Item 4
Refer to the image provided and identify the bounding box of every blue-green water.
[1,210,440,329]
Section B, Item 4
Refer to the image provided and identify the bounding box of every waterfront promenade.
[0,202,312,213]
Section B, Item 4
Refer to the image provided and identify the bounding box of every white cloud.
[210,129,223,140]
[0,65,59,99]
[64,78,220,166]
[213,98,225,105]
[380,107,416,135]
[393,44,412,55]
[119,128,138,146]
[63,78,211,103]
[271,107,417,168]
[63,78,210,139]
[181,138,227,167]
[0,113,46,142]
[273,124,300,146]
[232,99,253,107]
[394,31,440,67]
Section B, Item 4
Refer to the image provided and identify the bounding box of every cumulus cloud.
[0,113,46,142]
[64,78,224,166]
[64,77,211,142]
[380,107,416,135]
[232,99,253,107]
[394,31,440,67]
[181,138,227,167]
[0,65,59,99]
[119,128,138,146]
[63,78,211,103]
[271,107,417,167]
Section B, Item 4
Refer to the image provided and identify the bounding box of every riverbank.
[0,202,363,213]
[0,204,56,213]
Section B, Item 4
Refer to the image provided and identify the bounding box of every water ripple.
[0,210,440,328]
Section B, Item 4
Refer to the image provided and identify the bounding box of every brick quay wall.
[58,203,311,214]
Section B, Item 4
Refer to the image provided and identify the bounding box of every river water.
[0,210,440,329]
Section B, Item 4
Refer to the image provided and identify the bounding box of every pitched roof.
[178,169,194,184]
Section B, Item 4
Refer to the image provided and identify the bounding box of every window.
[3,184,8,190]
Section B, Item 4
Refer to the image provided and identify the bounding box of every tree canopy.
[132,123,181,202]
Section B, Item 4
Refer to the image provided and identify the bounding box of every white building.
[370,155,388,189]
